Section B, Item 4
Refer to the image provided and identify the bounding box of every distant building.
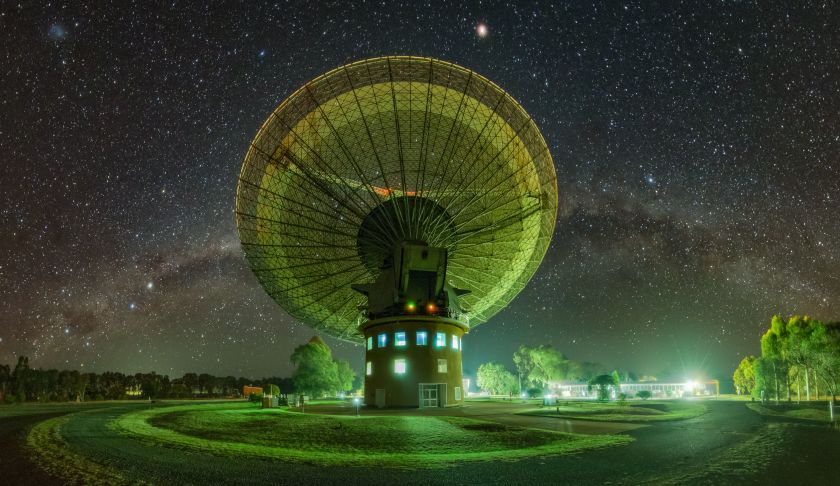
[548,380,719,398]
[243,385,263,397]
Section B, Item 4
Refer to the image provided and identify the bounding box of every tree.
[733,356,757,396]
[182,373,199,396]
[529,346,578,387]
[476,362,518,395]
[198,373,216,396]
[636,390,651,400]
[512,345,535,389]
[588,374,618,401]
[335,360,355,394]
[139,372,163,399]
[513,345,578,389]
[12,356,31,402]
[784,316,819,401]
[751,357,773,401]
[810,321,840,408]
[0,364,10,402]
[760,316,790,404]
[290,336,340,397]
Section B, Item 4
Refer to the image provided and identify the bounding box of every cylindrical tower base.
[362,316,467,408]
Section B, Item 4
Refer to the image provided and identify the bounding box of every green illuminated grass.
[27,414,133,485]
[112,402,631,468]
[519,400,708,422]
[0,402,108,418]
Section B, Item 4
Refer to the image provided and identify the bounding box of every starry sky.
[2,1,838,386]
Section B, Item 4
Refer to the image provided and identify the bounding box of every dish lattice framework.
[236,56,558,343]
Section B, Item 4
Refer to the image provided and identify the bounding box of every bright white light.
[684,380,697,392]
[146,282,154,290]
[353,397,360,405]
[476,23,489,38]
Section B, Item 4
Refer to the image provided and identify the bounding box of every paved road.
[0,411,70,486]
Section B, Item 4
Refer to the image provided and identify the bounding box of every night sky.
[3,1,839,385]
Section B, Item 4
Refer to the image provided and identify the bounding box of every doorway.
[419,384,438,408]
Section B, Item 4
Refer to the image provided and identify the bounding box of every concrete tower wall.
[362,317,466,408]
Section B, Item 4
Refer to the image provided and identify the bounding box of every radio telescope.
[236,56,557,407]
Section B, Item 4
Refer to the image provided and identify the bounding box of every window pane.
[435,332,446,348]
[451,335,459,350]
[437,358,448,373]
[366,336,372,350]
[378,333,387,348]
[416,331,427,346]
[395,332,407,347]
[366,362,372,376]
[395,359,407,374]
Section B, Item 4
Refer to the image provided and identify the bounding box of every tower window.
[394,359,407,374]
[378,333,387,348]
[435,332,446,348]
[395,332,407,347]
[451,335,459,350]
[416,331,428,346]
[438,359,448,373]
[366,361,372,376]
[366,336,372,350]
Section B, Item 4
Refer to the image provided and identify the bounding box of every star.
[475,23,488,39]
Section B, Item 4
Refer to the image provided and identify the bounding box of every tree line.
[0,336,357,403]
[0,356,291,403]
[476,344,641,396]
[733,315,840,405]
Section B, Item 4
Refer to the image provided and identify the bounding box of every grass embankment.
[519,400,708,422]
[27,413,135,485]
[746,402,833,423]
[113,402,631,468]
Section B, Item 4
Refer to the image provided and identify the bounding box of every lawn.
[111,402,631,468]
[518,400,708,422]
[746,402,833,423]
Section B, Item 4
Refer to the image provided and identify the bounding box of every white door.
[420,384,438,408]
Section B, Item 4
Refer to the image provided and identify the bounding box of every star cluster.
[1,1,838,381]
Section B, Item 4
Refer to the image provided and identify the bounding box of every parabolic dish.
[236,56,557,342]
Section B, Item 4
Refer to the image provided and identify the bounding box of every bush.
[617,393,628,407]
[636,390,652,400]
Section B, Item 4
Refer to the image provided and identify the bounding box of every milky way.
[2,1,838,384]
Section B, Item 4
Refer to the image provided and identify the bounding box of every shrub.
[636,390,652,400]
[617,393,628,407]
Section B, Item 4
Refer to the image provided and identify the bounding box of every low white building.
[548,380,719,398]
